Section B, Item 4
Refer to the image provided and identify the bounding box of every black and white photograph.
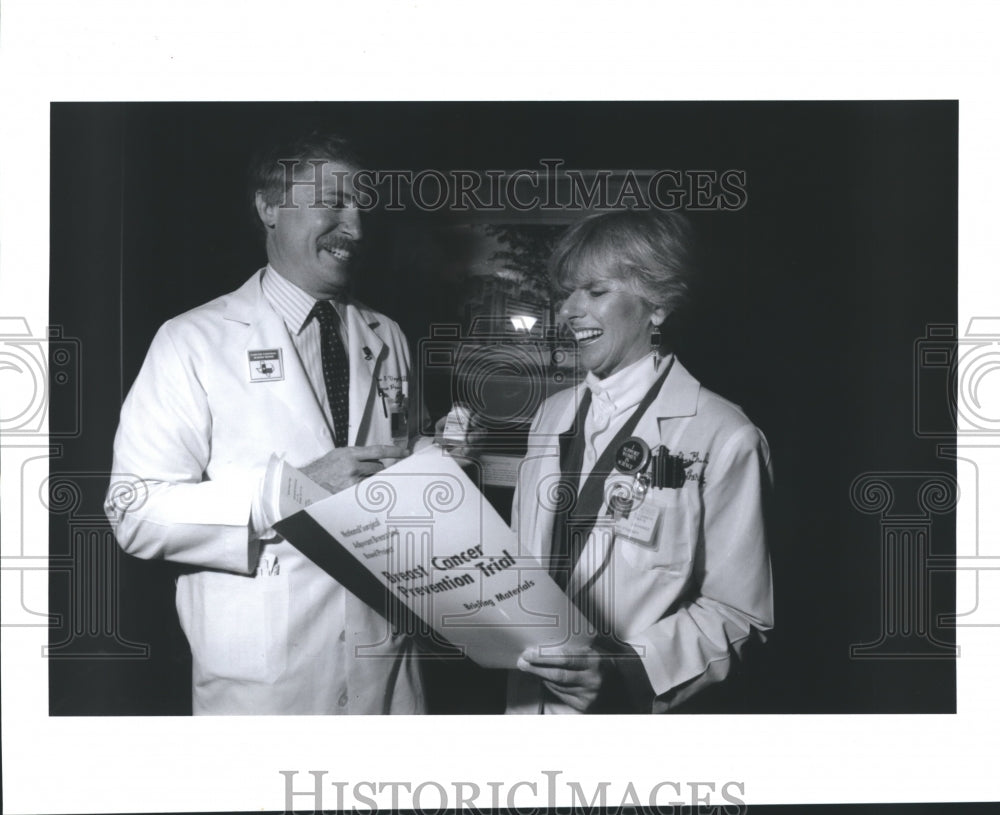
[46,100,958,721]
[1,3,998,814]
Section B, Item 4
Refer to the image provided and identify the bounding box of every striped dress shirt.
[260,263,350,436]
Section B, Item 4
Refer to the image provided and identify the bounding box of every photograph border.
[2,2,997,812]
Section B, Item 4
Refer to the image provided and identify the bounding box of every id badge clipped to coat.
[609,437,662,549]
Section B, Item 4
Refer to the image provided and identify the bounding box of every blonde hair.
[550,209,694,330]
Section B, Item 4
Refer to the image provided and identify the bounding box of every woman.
[507,209,773,714]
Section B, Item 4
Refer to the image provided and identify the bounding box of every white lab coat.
[507,358,773,713]
[105,270,424,714]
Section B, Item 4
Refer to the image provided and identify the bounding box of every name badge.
[248,349,284,382]
[614,501,661,548]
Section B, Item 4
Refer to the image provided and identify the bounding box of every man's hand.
[516,644,607,712]
[301,445,409,493]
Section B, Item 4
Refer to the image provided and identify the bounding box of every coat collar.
[552,354,702,436]
[223,270,385,356]
[649,355,701,420]
[221,269,387,447]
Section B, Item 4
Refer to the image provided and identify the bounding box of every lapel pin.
[362,346,373,361]
[615,436,651,475]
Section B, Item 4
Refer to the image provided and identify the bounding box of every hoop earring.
[650,324,663,371]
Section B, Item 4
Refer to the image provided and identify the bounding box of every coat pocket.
[617,487,696,574]
[180,570,289,684]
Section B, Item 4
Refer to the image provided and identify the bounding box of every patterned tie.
[310,300,350,447]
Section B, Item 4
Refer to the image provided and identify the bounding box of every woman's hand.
[433,408,487,463]
[516,645,607,712]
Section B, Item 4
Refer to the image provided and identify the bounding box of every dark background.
[49,101,957,715]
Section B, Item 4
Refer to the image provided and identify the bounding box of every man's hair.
[549,208,696,336]
[248,131,364,227]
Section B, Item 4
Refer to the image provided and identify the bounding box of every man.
[104,132,423,714]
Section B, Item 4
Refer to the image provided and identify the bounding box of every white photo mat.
[1,1,997,812]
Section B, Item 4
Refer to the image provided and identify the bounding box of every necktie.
[310,300,350,448]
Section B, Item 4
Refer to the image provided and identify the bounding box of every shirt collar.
[261,264,321,334]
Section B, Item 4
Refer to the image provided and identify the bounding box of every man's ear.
[255,191,277,230]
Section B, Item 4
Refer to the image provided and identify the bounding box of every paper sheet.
[276,445,591,668]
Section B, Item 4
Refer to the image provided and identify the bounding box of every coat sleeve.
[104,322,262,575]
[509,397,553,538]
[626,422,774,711]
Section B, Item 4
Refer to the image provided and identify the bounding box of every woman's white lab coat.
[507,358,773,713]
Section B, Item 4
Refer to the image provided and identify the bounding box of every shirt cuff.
[594,637,656,713]
[249,461,281,543]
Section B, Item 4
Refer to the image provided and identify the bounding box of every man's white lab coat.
[105,270,423,714]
